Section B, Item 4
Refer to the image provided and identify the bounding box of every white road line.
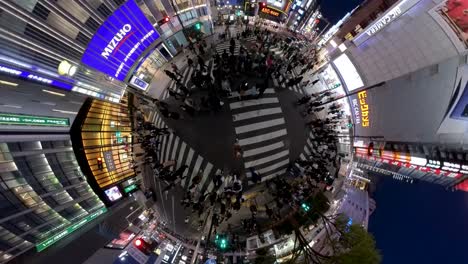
[170,137,180,160]
[306,138,314,150]
[261,169,287,182]
[245,150,289,168]
[184,67,194,86]
[238,129,287,146]
[235,118,285,134]
[230,97,279,109]
[187,155,203,188]
[160,135,168,163]
[300,153,306,160]
[177,142,187,166]
[246,159,288,177]
[304,145,311,156]
[243,141,285,158]
[258,158,289,175]
[164,134,174,162]
[233,107,282,122]
[199,163,213,189]
[181,148,195,186]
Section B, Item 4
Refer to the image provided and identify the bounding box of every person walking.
[171,63,183,78]
[187,56,194,68]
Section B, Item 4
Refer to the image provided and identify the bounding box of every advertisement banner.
[349,90,371,131]
[81,0,160,81]
[430,0,468,51]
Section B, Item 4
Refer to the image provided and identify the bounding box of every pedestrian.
[187,56,194,68]
[171,63,183,77]
[233,139,242,159]
[198,55,205,69]
[164,70,179,82]
[168,89,183,100]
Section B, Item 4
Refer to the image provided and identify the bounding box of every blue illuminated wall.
[81,0,160,81]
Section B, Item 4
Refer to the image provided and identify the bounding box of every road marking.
[229,97,279,109]
[181,148,195,186]
[243,141,284,158]
[164,134,174,162]
[257,158,289,175]
[160,135,168,163]
[199,163,213,190]
[233,107,282,122]
[261,169,287,182]
[300,153,306,160]
[245,150,289,168]
[235,118,285,134]
[177,142,187,168]
[171,137,180,161]
[187,156,203,189]
[238,129,287,146]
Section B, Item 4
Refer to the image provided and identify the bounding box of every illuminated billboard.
[333,54,364,92]
[81,0,160,81]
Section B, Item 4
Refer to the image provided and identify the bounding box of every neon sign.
[0,64,73,90]
[353,0,422,46]
[261,7,280,17]
[358,91,369,127]
[81,0,159,81]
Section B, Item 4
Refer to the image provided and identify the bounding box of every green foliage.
[325,223,381,264]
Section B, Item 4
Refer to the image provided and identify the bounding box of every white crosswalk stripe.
[245,150,289,168]
[238,129,287,146]
[243,141,284,158]
[147,109,224,194]
[233,106,282,122]
[228,91,290,184]
[230,97,279,109]
[235,118,285,134]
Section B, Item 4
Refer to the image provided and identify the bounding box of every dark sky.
[368,175,468,264]
[319,0,364,24]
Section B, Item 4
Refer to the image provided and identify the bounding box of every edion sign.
[81,0,159,81]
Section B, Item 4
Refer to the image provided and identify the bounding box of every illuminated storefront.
[72,97,136,204]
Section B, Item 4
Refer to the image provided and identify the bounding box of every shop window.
[97,3,112,17]
[85,16,100,31]
[76,31,91,46]
[32,2,50,20]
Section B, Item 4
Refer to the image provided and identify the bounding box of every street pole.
[170,0,186,31]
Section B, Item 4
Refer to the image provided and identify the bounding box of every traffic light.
[134,238,150,255]
[367,142,374,156]
[194,22,202,31]
[301,202,311,212]
[158,16,170,26]
[97,157,103,170]
[259,2,266,8]
[215,234,229,250]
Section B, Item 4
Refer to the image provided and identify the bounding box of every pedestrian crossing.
[150,110,221,196]
[272,70,306,95]
[227,92,290,186]
[299,131,316,161]
[215,41,241,56]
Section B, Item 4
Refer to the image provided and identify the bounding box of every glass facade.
[0,0,212,103]
[81,99,134,189]
[0,137,105,262]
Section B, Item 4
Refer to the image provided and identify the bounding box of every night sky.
[319,0,364,24]
[368,175,468,264]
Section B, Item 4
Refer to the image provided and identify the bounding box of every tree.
[324,224,381,264]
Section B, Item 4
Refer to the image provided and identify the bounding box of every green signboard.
[0,113,69,127]
[36,207,108,252]
[124,184,138,193]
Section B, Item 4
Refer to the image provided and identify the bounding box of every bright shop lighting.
[42,89,65,97]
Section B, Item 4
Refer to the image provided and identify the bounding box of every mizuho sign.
[353,0,422,46]
[81,0,159,81]
[101,24,132,59]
